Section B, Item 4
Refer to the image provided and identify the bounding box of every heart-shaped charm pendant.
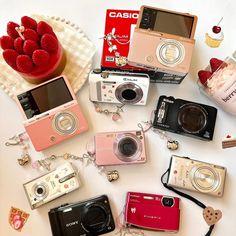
[203,206,222,226]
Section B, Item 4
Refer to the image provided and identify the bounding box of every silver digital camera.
[89,69,150,105]
[167,155,226,197]
[23,163,80,209]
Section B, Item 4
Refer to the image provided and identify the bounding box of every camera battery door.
[167,155,227,197]
[124,192,180,232]
[153,95,217,141]
[88,70,150,105]
[48,195,115,236]
[16,76,89,151]
[95,130,146,166]
[23,163,80,209]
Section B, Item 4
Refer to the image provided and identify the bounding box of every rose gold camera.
[95,130,146,166]
[16,76,88,151]
[128,5,198,77]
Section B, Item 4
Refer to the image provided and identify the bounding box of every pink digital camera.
[16,76,88,151]
[95,130,146,166]
[124,192,180,233]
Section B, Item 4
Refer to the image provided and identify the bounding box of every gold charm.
[17,154,30,166]
[107,170,119,182]
[203,206,222,226]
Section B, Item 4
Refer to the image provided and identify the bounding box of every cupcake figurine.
[205,18,224,48]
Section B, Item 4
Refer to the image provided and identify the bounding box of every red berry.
[2,49,19,69]
[40,33,58,53]
[37,21,53,36]
[198,70,212,85]
[21,16,37,30]
[7,21,20,39]
[23,40,39,56]
[14,37,24,54]
[210,58,227,73]
[24,29,39,42]
[212,26,221,34]
[0,36,14,50]
[16,55,34,73]
[32,49,50,66]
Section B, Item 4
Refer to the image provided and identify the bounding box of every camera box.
[101,9,186,84]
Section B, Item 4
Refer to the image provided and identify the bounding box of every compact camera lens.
[162,197,174,207]
[121,89,137,101]
[82,204,109,233]
[118,138,137,157]
[178,104,207,134]
[34,184,48,198]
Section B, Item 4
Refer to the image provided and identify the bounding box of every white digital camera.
[23,163,80,209]
[89,69,150,105]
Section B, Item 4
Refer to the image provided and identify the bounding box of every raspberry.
[24,29,39,42]
[0,36,14,50]
[198,70,212,86]
[37,21,53,36]
[23,40,39,56]
[40,33,58,53]
[7,21,20,39]
[21,16,37,30]
[32,49,50,66]
[210,58,227,73]
[16,55,33,73]
[14,37,24,54]
[2,49,19,69]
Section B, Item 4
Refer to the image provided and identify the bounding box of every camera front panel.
[48,195,115,236]
[23,163,80,209]
[153,96,217,141]
[125,192,180,232]
[167,155,226,197]
[95,130,146,166]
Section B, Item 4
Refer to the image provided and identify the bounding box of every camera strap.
[161,168,222,236]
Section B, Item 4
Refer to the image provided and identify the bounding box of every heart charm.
[203,206,222,226]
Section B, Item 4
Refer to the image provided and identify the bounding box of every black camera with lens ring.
[48,195,115,236]
[153,96,217,141]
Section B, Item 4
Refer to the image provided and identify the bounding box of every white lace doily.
[0,15,96,99]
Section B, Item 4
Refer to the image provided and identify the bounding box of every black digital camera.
[153,96,217,141]
[48,195,115,236]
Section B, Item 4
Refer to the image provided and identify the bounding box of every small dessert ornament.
[0,16,66,84]
[205,18,224,48]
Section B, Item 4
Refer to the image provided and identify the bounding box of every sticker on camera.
[8,206,30,232]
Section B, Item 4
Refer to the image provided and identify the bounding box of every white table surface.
[0,0,236,235]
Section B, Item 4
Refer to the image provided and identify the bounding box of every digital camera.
[167,155,226,197]
[95,130,146,166]
[128,5,198,77]
[89,69,149,105]
[48,195,115,236]
[153,96,217,141]
[16,76,88,151]
[23,163,80,209]
[124,192,180,232]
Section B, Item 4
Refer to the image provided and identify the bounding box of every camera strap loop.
[161,168,215,236]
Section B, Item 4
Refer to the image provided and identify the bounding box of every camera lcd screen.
[151,11,194,38]
[18,77,73,119]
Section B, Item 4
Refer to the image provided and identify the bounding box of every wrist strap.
[161,168,215,236]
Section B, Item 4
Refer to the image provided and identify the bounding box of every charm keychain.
[93,101,125,121]
[137,120,179,151]
[5,132,31,166]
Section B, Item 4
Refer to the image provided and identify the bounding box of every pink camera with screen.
[16,76,88,151]
[95,130,146,166]
[125,192,180,233]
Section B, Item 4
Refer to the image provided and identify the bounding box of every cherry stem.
[15,26,25,40]
[217,17,223,26]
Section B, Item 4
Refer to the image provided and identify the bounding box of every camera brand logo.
[123,77,138,82]
[131,207,136,214]
[109,12,139,19]
[66,221,79,227]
